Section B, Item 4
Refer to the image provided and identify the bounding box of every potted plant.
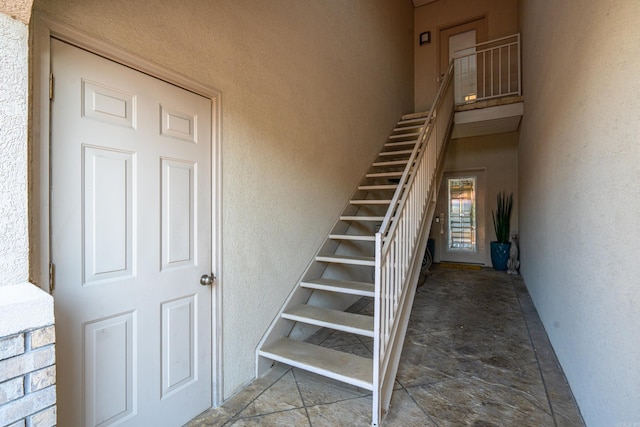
[490,191,513,271]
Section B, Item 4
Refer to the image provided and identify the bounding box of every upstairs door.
[450,30,477,104]
[439,17,487,103]
[436,171,486,265]
[50,38,214,426]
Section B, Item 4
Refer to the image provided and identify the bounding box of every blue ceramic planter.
[490,242,511,271]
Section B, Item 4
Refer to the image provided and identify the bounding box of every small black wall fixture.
[419,31,431,45]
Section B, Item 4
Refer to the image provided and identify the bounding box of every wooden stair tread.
[384,140,418,148]
[358,184,397,190]
[372,160,408,166]
[397,119,428,127]
[329,234,375,241]
[392,124,423,132]
[389,132,420,139]
[400,112,429,121]
[316,254,375,266]
[350,199,391,205]
[340,215,384,222]
[283,304,374,337]
[259,337,373,390]
[379,149,413,156]
[365,171,403,178]
[301,278,375,297]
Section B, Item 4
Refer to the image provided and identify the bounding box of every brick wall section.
[0,325,56,427]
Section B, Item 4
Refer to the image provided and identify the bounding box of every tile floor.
[186,265,585,426]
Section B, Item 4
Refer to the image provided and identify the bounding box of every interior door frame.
[31,13,224,406]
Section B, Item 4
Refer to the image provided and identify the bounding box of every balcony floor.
[186,265,584,426]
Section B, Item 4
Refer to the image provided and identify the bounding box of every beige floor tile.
[306,396,372,427]
[237,370,304,418]
[229,408,310,427]
[293,368,371,407]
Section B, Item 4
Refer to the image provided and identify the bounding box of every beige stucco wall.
[431,132,518,265]
[519,1,640,425]
[0,7,57,422]
[0,11,29,287]
[32,0,414,398]
[414,0,518,111]
[0,0,33,24]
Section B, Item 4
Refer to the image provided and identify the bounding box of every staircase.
[257,63,455,426]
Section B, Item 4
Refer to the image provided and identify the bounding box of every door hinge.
[49,262,55,293]
[49,73,54,101]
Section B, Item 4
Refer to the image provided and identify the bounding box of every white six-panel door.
[50,38,213,426]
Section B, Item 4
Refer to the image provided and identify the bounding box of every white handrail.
[378,62,456,237]
[460,33,519,50]
[371,61,455,426]
[453,33,521,105]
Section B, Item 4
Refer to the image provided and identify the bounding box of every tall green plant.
[492,191,513,243]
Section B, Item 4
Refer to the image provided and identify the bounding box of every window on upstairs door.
[450,30,477,104]
[448,177,477,252]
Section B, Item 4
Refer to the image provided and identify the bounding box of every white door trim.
[32,13,224,406]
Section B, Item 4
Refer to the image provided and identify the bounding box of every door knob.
[200,274,215,287]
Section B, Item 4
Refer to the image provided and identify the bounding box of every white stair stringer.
[257,64,456,427]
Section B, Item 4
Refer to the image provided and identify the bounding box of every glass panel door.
[448,177,476,252]
[436,170,486,265]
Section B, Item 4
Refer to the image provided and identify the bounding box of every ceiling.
[412,0,440,7]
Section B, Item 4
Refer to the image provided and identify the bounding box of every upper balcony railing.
[453,33,521,105]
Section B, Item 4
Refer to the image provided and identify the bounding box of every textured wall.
[0,0,34,24]
[519,1,640,425]
[0,12,29,287]
[414,0,518,111]
[33,0,414,398]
